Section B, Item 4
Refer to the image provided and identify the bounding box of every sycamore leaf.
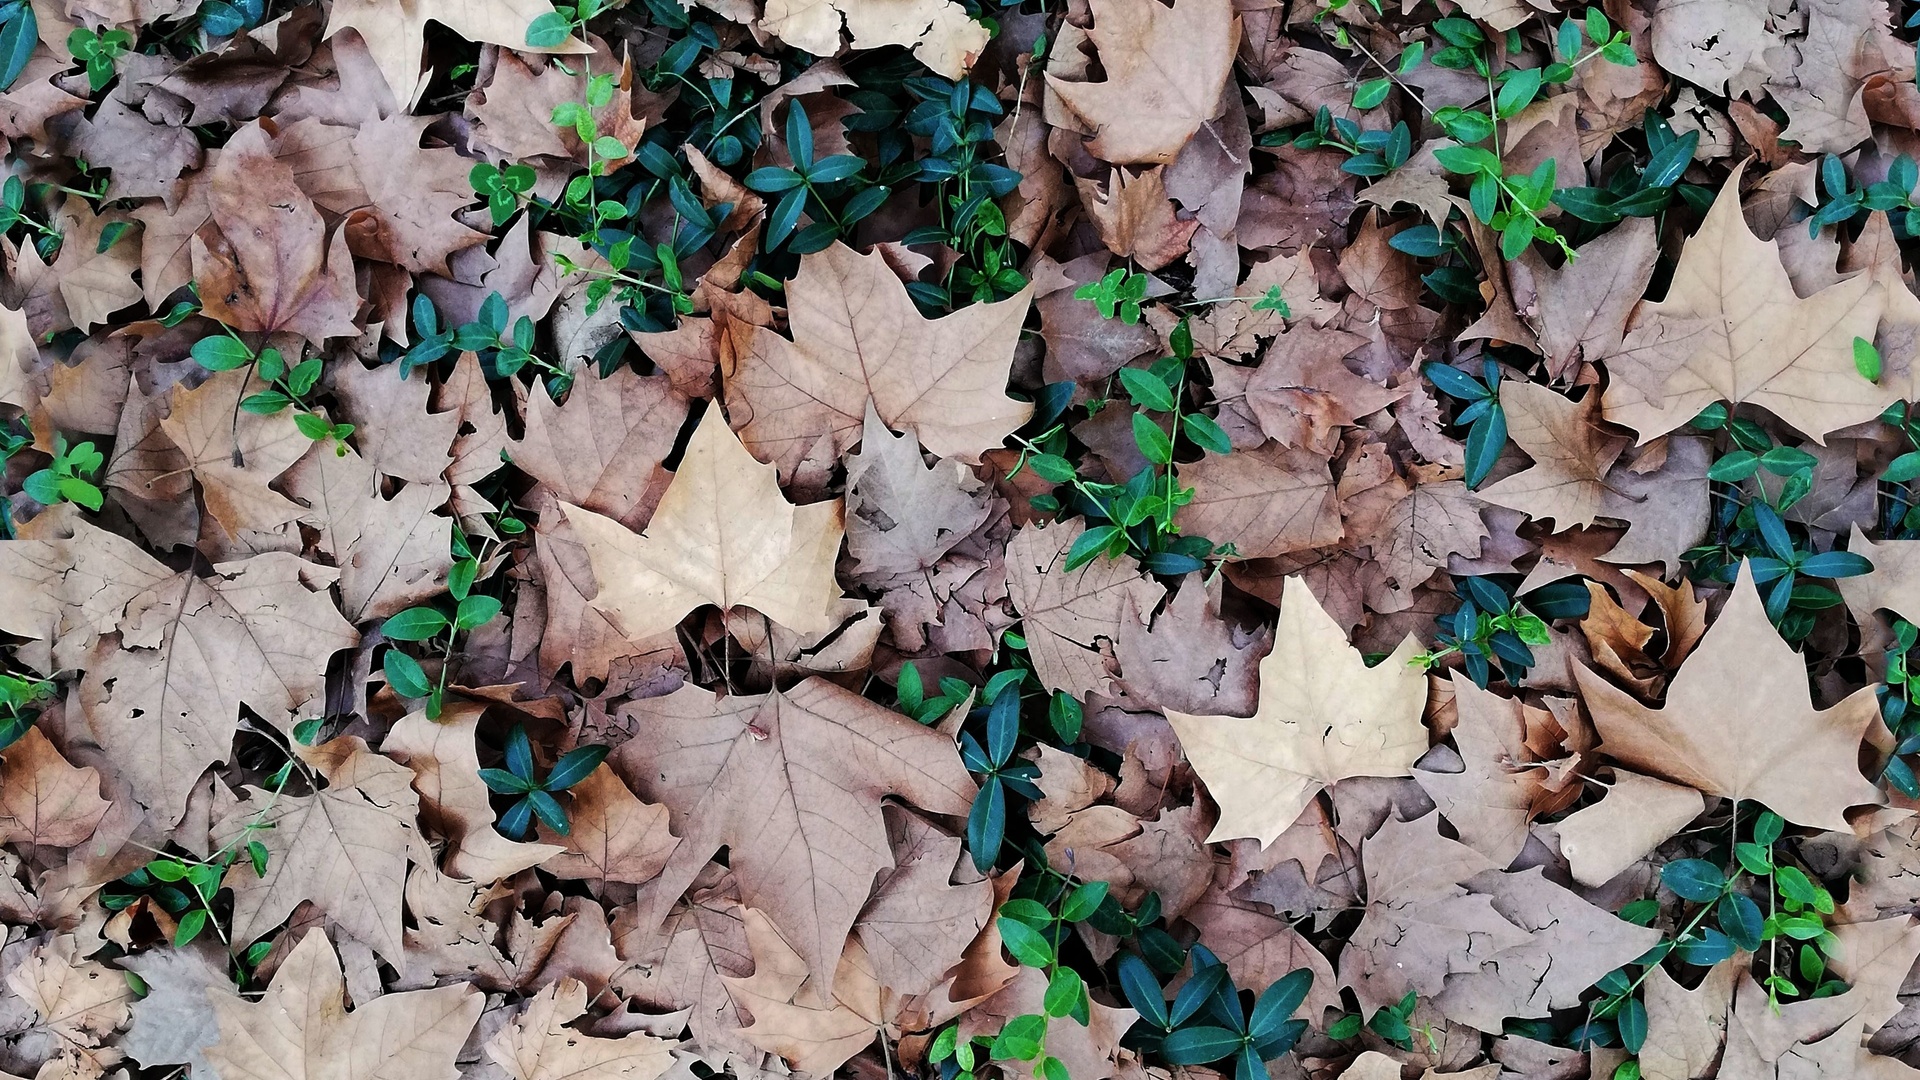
[722,241,1033,486]
[844,404,994,579]
[1413,675,1547,869]
[612,678,976,992]
[321,0,590,102]
[759,0,988,77]
[190,122,361,346]
[215,736,421,968]
[1004,520,1163,698]
[0,727,108,849]
[1043,0,1239,164]
[1600,161,1891,443]
[1477,381,1628,531]
[512,366,689,530]
[3,935,133,1076]
[562,406,844,640]
[1172,440,1342,560]
[1554,770,1705,888]
[485,979,677,1080]
[159,369,316,542]
[79,553,358,828]
[382,703,562,884]
[536,763,678,884]
[1573,560,1882,830]
[282,443,452,624]
[203,928,480,1080]
[1167,575,1426,847]
[724,908,888,1075]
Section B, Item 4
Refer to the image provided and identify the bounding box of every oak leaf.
[1044,0,1238,164]
[562,406,844,640]
[485,978,678,1080]
[722,241,1032,486]
[203,928,480,1080]
[1573,560,1882,830]
[0,727,108,849]
[214,736,421,967]
[1167,575,1426,847]
[1600,162,1891,443]
[613,678,976,990]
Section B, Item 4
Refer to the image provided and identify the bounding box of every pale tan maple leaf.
[1167,575,1426,847]
[215,736,421,968]
[203,928,480,1080]
[561,406,844,640]
[79,553,358,828]
[1573,560,1883,831]
[381,703,562,884]
[1600,161,1891,443]
[1651,0,1773,94]
[1413,674,1546,869]
[536,763,678,884]
[485,979,677,1080]
[4,935,132,1078]
[282,444,452,624]
[722,242,1032,486]
[1553,770,1704,888]
[612,678,976,993]
[724,908,888,1074]
[1513,216,1661,379]
[843,404,994,579]
[1478,382,1629,532]
[1839,525,1920,627]
[158,368,315,543]
[322,0,589,104]
[49,203,140,334]
[759,0,987,78]
[0,727,109,849]
[1638,961,1734,1080]
[1043,0,1239,165]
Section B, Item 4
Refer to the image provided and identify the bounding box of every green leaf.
[991,1014,1048,1061]
[1182,412,1232,455]
[1060,881,1110,923]
[1855,336,1883,382]
[1049,691,1083,742]
[454,593,502,630]
[1352,76,1391,110]
[1042,966,1085,1019]
[1118,367,1176,412]
[190,335,253,371]
[1132,413,1173,465]
[1064,525,1125,571]
[1161,1026,1243,1065]
[1885,451,1920,484]
[381,606,450,642]
[293,412,334,441]
[174,908,208,947]
[998,916,1055,968]
[0,3,37,92]
[1661,858,1727,902]
[524,10,572,46]
[247,839,269,877]
[1495,67,1543,117]
[545,744,609,790]
[1434,145,1501,176]
[240,391,293,415]
[1036,1057,1068,1080]
[1707,450,1760,482]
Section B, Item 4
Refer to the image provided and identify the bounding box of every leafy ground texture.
[20,0,1920,1078]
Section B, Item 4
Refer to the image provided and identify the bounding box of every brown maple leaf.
[512,366,688,531]
[612,678,976,992]
[321,0,589,102]
[537,763,678,885]
[0,727,109,849]
[485,979,677,1080]
[190,122,361,346]
[722,241,1033,488]
[1477,381,1629,532]
[1004,520,1163,698]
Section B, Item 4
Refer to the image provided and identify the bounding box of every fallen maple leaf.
[1044,0,1239,164]
[485,978,678,1080]
[513,366,689,530]
[1573,560,1882,830]
[1477,381,1629,531]
[382,703,562,884]
[1172,441,1343,560]
[759,0,988,78]
[0,727,109,849]
[202,927,480,1080]
[537,763,678,884]
[1004,520,1163,698]
[722,241,1033,486]
[1167,574,1427,847]
[1600,161,1891,443]
[322,0,590,103]
[215,736,421,968]
[613,678,976,990]
[190,122,361,346]
[561,406,845,641]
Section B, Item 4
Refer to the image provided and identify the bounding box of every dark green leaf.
[381,607,449,641]
[1661,858,1727,902]
[1161,1027,1243,1065]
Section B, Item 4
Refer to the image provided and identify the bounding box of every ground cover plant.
[11,0,1920,1078]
